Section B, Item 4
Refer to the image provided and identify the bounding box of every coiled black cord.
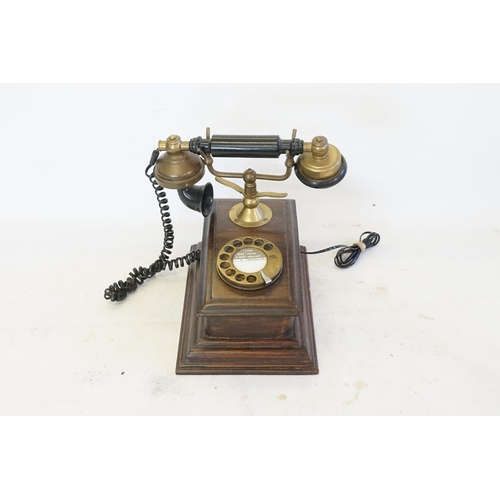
[302,231,380,269]
[104,150,201,302]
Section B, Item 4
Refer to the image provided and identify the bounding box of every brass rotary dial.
[216,237,283,290]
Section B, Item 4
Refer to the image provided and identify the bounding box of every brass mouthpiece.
[296,136,347,189]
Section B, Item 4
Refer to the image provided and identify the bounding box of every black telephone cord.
[301,231,380,268]
[103,150,201,302]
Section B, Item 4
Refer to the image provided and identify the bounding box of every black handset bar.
[188,135,304,158]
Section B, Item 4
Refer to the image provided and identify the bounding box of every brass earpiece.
[155,134,213,217]
[154,134,204,190]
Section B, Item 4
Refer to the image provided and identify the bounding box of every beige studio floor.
[1,84,499,415]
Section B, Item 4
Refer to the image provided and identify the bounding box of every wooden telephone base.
[176,199,318,374]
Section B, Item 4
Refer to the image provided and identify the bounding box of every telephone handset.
[105,129,378,374]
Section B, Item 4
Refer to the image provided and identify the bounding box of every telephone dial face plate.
[216,236,283,290]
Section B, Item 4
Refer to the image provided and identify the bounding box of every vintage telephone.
[104,129,379,374]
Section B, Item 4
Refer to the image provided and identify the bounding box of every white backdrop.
[1,83,499,416]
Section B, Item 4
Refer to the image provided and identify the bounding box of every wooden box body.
[176,199,318,374]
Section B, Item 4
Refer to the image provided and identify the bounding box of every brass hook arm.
[198,148,295,182]
[215,176,244,194]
